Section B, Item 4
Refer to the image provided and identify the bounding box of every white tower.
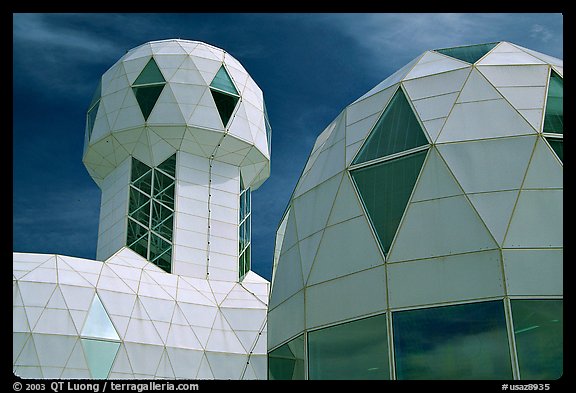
[13,39,271,379]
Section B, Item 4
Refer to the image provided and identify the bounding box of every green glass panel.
[133,57,165,86]
[210,65,238,96]
[153,248,172,273]
[157,153,177,178]
[129,188,150,226]
[543,71,563,134]
[239,221,246,252]
[152,213,173,241]
[210,89,239,127]
[435,42,498,64]
[511,300,563,380]
[81,295,120,341]
[151,201,173,237]
[351,150,427,255]
[153,170,174,199]
[245,188,251,218]
[149,232,171,273]
[308,313,389,380]
[393,300,512,380]
[353,88,428,165]
[131,158,152,184]
[86,101,100,141]
[268,334,305,380]
[546,138,563,162]
[244,244,251,273]
[154,183,175,210]
[133,85,165,121]
[81,339,120,379]
[127,219,148,259]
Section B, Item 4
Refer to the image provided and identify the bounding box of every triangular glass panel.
[210,89,239,127]
[81,338,120,379]
[352,88,428,165]
[81,294,120,341]
[156,153,176,178]
[210,65,239,96]
[543,70,563,134]
[435,42,498,64]
[351,149,427,256]
[133,85,165,121]
[133,57,165,86]
[546,137,563,162]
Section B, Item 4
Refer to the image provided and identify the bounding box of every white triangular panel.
[403,66,471,100]
[511,43,562,66]
[456,68,502,103]
[412,147,463,202]
[346,85,396,126]
[109,344,134,375]
[268,244,303,310]
[155,349,176,379]
[477,49,547,66]
[15,335,39,366]
[468,190,519,245]
[387,195,498,263]
[523,138,563,189]
[438,96,537,143]
[503,189,563,248]
[166,323,203,350]
[122,56,152,84]
[327,173,363,226]
[196,354,214,379]
[124,342,164,376]
[166,347,204,378]
[437,135,536,194]
[298,230,323,285]
[293,173,342,241]
[33,334,77,368]
[405,51,469,80]
[18,281,56,308]
[308,215,384,285]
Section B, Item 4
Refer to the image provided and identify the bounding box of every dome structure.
[268,41,563,380]
[14,39,271,379]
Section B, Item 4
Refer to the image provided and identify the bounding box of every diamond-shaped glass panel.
[133,58,165,86]
[351,149,427,256]
[353,88,428,165]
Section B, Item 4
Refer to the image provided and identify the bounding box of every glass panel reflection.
[308,313,390,380]
[393,300,512,380]
[268,334,305,380]
[512,299,563,380]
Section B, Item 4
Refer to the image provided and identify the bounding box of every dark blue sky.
[13,13,563,280]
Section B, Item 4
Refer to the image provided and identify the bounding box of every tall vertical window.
[239,175,251,280]
[126,154,176,273]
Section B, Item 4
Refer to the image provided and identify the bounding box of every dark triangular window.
[209,65,240,127]
[435,42,498,64]
[352,88,428,165]
[132,57,166,121]
[351,150,427,256]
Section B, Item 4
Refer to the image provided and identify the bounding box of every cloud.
[530,24,554,42]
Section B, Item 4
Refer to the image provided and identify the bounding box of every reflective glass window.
[133,58,165,85]
[546,138,563,162]
[435,42,498,64]
[81,338,120,379]
[133,85,165,120]
[511,300,563,380]
[126,155,176,273]
[86,80,101,141]
[210,65,239,96]
[268,334,305,380]
[543,71,563,134]
[239,175,251,280]
[393,300,513,379]
[351,150,427,255]
[81,295,120,341]
[353,88,428,165]
[210,90,239,127]
[308,313,390,380]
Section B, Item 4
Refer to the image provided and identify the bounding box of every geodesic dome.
[13,249,268,379]
[268,42,563,380]
[83,39,271,190]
